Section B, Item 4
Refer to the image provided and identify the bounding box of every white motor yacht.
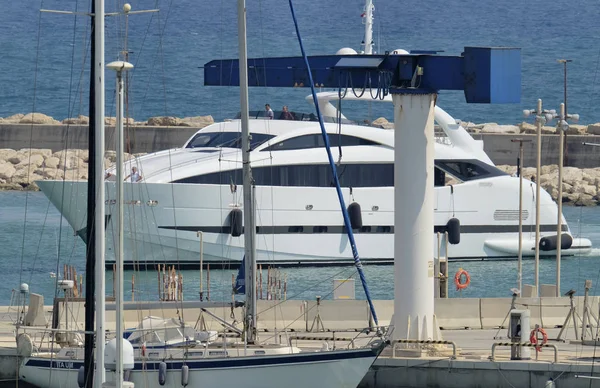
[37,92,592,267]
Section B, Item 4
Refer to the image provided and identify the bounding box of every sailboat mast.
[237,0,257,344]
[94,0,106,384]
[84,0,97,385]
[108,59,133,388]
[362,0,374,54]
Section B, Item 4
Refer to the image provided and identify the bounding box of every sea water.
[2,190,600,304]
[1,0,600,126]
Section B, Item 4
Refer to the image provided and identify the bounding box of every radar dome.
[336,47,358,55]
[105,338,135,370]
[391,49,409,55]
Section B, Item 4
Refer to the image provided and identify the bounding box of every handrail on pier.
[288,335,357,349]
[490,342,558,363]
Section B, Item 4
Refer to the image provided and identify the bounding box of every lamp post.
[510,138,531,294]
[557,59,572,165]
[551,103,579,297]
[107,58,134,388]
[523,101,555,297]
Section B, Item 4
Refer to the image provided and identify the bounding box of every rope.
[287,0,378,326]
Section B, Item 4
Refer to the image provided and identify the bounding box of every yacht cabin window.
[173,159,506,187]
[185,132,274,150]
[262,134,381,152]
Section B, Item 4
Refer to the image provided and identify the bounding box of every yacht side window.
[435,159,507,182]
[262,134,381,152]
[263,134,319,151]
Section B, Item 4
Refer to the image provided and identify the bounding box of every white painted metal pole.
[517,143,523,294]
[198,231,204,300]
[94,0,106,383]
[392,93,437,341]
[556,103,565,297]
[238,0,257,344]
[534,99,542,297]
[115,67,124,388]
[362,0,374,54]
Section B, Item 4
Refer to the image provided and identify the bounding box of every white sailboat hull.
[20,348,378,388]
[37,177,592,266]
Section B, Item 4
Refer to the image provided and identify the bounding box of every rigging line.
[20,0,48,289]
[120,1,162,120]
[134,9,167,120]
[257,0,271,109]
[287,0,379,326]
[155,0,174,117]
[589,42,600,107]
[337,93,342,164]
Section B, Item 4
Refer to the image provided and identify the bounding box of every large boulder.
[180,115,214,128]
[572,182,597,197]
[587,123,600,135]
[34,168,65,180]
[16,154,45,168]
[541,165,558,175]
[62,115,89,125]
[569,193,597,206]
[64,169,87,181]
[11,169,44,187]
[0,182,23,191]
[561,167,583,186]
[480,124,519,134]
[3,114,25,123]
[53,149,87,170]
[566,124,587,135]
[0,149,17,163]
[8,153,26,165]
[541,126,557,134]
[457,121,480,134]
[43,156,60,169]
[518,122,536,134]
[0,162,16,180]
[22,148,53,158]
[370,117,394,130]
[147,116,183,127]
[19,113,60,125]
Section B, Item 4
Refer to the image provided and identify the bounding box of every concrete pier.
[361,327,600,388]
[0,295,598,386]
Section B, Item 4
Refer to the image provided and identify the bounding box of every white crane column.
[392,92,439,342]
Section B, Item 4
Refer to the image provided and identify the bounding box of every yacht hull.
[36,178,592,267]
[20,348,378,388]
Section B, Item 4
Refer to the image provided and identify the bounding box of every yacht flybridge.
[37,92,592,266]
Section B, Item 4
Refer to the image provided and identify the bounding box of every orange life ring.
[454,268,470,290]
[529,326,548,352]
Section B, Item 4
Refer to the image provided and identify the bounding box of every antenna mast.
[361,0,374,54]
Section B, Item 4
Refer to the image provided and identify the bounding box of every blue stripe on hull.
[25,348,379,371]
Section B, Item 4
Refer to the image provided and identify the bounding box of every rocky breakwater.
[370,116,600,136]
[0,148,146,191]
[495,165,600,206]
[0,112,214,127]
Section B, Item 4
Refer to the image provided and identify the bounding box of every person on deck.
[124,166,142,182]
[264,104,274,120]
[280,105,294,120]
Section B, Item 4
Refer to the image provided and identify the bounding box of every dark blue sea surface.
[1,191,600,303]
[1,0,600,126]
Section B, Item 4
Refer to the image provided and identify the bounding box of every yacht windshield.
[236,111,358,125]
[186,132,274,150]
